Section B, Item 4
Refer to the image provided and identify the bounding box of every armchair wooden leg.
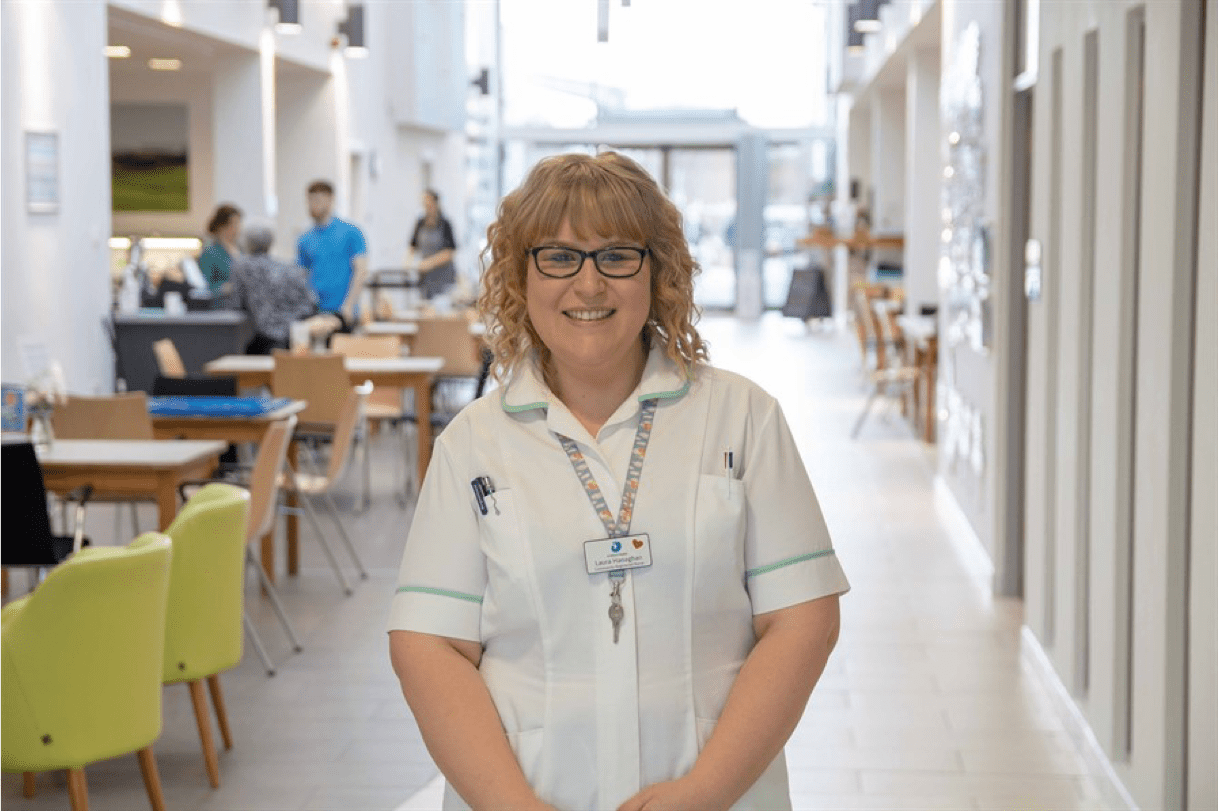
[188,680,221,788]
[136,747,167,811]
[22,771,36,797]
[66,768,88,811]
[207,674,234,750]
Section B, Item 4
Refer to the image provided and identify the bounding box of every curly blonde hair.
[477,151,708,384]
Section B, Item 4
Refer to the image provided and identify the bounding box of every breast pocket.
[693,473,747,584]
[691,473,754,722]
[474,489,541,643]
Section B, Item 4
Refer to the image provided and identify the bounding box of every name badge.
[584,533,653,575]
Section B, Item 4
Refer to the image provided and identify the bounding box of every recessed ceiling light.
[148,58,183,71]
[105,45,132,58]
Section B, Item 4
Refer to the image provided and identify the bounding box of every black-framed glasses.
[529,245,650,279]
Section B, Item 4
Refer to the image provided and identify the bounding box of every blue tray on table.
[147,396,294,418]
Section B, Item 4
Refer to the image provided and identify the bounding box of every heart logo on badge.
[632,538,644,549]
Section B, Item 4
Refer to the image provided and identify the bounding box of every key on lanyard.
[608,573,625,643]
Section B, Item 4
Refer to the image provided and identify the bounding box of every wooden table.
[37,439,226,531]
[204,355,443,575]
[150,399,306,581]
[204,357,445,482]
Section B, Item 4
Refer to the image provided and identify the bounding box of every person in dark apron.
[408,189,458,299]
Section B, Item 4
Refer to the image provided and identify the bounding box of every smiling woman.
[387,150,848,811]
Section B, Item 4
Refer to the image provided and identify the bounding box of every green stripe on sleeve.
[396,585,484,604]
[746,548,837,578]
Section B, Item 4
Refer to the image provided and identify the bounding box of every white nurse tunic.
[387,348,850,810]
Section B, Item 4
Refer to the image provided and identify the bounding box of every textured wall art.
[937,21,989,485]
[939,21,991,355]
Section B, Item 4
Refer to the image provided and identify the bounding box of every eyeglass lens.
[533,247,646,277]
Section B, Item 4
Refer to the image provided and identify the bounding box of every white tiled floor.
[2,313,1122,810]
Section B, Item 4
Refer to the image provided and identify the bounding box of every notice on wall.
[25,131,59,213]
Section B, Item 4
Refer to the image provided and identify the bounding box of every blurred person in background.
[199,203,243,303]
[407,188,458,300]
[231,222,336,354]
[298,180,367,329]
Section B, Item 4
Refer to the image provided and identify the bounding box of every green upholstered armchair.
[160,482,250,789]
[2,533,173,811]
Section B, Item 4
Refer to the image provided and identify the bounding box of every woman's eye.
[543,250,578,264]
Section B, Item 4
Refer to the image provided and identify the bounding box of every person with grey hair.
[229,221,320,354]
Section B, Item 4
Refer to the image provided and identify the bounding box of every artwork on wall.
[939,21,991,354]
[937,21,990,496]
[111,103,189,212]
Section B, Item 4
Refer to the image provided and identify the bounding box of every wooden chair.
[270,351,350,435]
[852,298,922,439]
[51,392,154,440]
[51,393,155,535]
[279,388,370,595]
[406,314,489,434]
[330,334,411,506]
[152,339,186,379]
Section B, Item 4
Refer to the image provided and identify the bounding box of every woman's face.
[422,193,438,217]
[223,216,243,244]
[526,219,651,389]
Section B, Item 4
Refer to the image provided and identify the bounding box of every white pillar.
[904,46,941,312]
[212,47,276,220]
[870,86,906,235]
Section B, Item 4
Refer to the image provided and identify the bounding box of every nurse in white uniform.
[388,151,849,811]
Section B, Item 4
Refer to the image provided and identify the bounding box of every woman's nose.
[571,255,604,293]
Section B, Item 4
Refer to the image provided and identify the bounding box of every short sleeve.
[743,399,849,615]
[386,437,486,642]
[347,224,367,258]
[441,218,457,249]
[409,219,422,249]
[296,236,308,270]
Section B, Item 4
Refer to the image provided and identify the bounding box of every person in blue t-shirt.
[296,180,367,327]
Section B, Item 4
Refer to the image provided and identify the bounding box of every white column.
[870,87,906,235]
[213,47,276,220]
[904,47,941,311]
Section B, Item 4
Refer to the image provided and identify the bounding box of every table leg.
[286,440,300,576]
[156,475,179,531]
[415,378,433,485]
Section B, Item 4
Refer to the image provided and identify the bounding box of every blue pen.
[724,449,734,492]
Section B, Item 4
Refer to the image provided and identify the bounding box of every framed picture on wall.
[110,102,189,212]
[25,131,59,213]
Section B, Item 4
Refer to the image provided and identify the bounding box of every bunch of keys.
[608,573,625,644]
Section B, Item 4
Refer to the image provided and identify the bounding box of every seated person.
[229,222,338,354]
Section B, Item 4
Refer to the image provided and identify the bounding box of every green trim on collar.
[639,378,691,402]
[396,585,484,604]
[501,389,547,413]
[746,548,836,578]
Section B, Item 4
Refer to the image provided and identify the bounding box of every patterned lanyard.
[557,398,658,642]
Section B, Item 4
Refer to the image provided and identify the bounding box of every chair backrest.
[153,339,187,378]
[161,483,250,683]
[246,415,296,544]
[270,351,350,428]
[51,392,154,440]
[329,334,402,412]
[1,534,172,772]
[316,387,368,486]
[412,315,485,378]
[0,441,56,565]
